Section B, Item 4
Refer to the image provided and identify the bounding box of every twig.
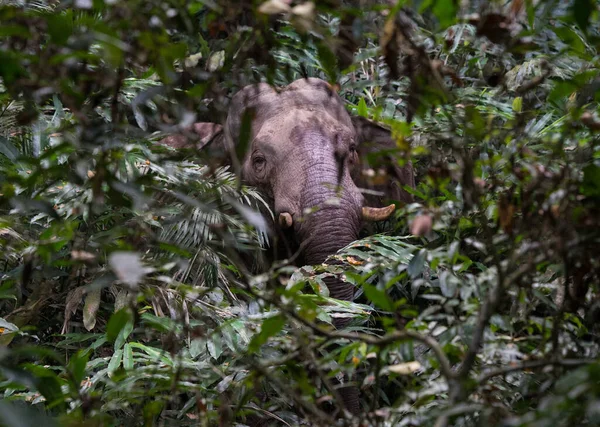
[434,403,486,427]
[515,67,551,94]
[551,254,570,354]
[477,358,594,384]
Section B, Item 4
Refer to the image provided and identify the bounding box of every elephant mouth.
[277,203,396,231]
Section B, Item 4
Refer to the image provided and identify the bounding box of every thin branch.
[477,358,594,384]
[434,403,486,427]
[551,254,570,354]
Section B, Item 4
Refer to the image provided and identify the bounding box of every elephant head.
[163,78,414,303]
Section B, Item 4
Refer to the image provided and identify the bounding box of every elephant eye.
[349,144,357,153]
[253,155,266,171]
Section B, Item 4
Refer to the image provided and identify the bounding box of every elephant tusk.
[362,204,396,221]
[279,212,293,229]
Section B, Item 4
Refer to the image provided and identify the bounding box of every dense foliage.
[1,0,599,426]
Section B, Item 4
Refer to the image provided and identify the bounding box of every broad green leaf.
[47,12,73,45]
[207,333,223,359]
[128,343,172,365]
[106,309,133,346]
[67,349,90,387]
[143,401,165,426]
[316,41,337,83]
[432,0,458,29]
[108,349,123,374]
[248,314,286,353]
[114,317,134,351]
[123,343,134,370]
[439,271,458,298]
[581,164,600,197]
[572,0,592,34]
[362,282,394,311]
[24,365,66,411]
[512,97,523,113]
[0,136,20,161]
[408,250,426,279]
[525,0,535,28]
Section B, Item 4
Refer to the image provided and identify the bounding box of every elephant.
[161,77,415,415]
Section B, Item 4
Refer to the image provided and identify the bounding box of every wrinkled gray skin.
[163,78,414,415]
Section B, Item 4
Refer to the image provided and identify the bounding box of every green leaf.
[357,98,368,118]
[553,26,587,55]
[128,343,172,365]
[0,51,25,85]
[106,309,133,346]
[248,314,286,353]
[207,333,223,359]
[548,80,578,104]
[114,316,134,351]
[0,24,30,38]
[408,250,426,279]
[439,271,458,298]
[0,136,20,161]
[25,366,66,411]
[525,0,535,28]
[67,349,90,387]
[107,349,123,374]
[143,400,165,426]
[572,0,592,34]
[362,282,394,311]
[512,97,522,113]
[316,41,338,83]
[581,164,600,197]
[123,343,134,370]
[47,12,73,45]
[432,0,458,29]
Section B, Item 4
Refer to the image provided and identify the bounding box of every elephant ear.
[351,116,415,206]
[159,122,234,167]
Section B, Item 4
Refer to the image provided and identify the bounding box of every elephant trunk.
[299,206,360,300]
[298,200,360,330]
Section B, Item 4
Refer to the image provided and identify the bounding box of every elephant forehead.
[226,79,353,143]
[252,110,354,150]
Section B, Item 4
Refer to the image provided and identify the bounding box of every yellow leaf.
[258,0,291,15]
[347,256,363,266]
[387,361,421,375]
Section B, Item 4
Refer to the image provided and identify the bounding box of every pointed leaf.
[83,288,101,331]
[248,314,286,353]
